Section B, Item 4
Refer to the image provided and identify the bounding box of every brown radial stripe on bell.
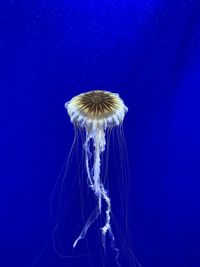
[77,91,118,116]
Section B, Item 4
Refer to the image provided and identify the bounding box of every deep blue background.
[1,0,200,266]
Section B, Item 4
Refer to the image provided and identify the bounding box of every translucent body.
[65,91,128,259]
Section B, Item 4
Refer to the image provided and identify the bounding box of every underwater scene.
[1,1,200,267]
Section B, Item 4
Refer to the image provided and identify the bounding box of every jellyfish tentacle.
[73,127,119,262]
[73,206,100,248]
[73,128,103,248]
[84,130,93,187]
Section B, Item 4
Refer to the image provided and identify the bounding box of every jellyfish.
[31,89,141,267]
[65,90,128,255]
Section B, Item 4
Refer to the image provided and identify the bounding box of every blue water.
[1,1,200,266]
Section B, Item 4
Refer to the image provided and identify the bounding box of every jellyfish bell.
[65,90,128,130]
